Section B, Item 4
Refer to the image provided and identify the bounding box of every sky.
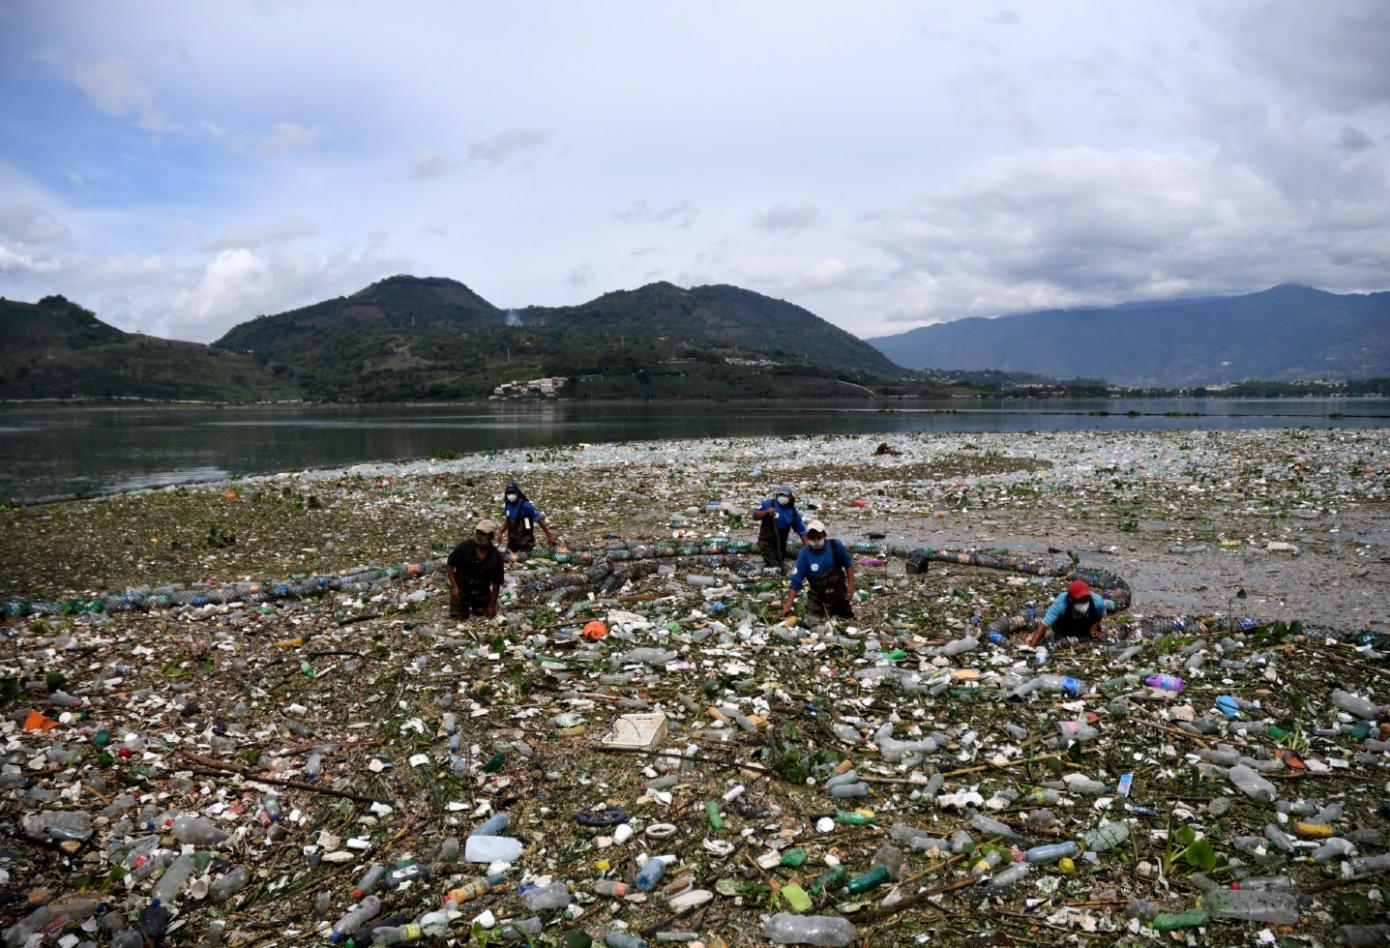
[0,1,1387,343]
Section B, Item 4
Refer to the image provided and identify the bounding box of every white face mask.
[808,537,826,551]
[1072,599,1091,615]
[776,495,790,506]
[506,493,519,503]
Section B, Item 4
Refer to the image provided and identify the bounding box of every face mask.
[1072,599,1091,615]
[776,495,790,506]
[809,538,826,551]
[505,493,519,503]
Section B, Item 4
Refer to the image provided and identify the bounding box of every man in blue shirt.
[753,483,808,573]
[781,519,856,620]
[1026,580,1108,646]
[503,480,557,553]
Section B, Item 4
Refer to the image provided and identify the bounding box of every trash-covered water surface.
[2,429,1389,947]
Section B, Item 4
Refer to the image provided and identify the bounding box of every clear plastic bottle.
[418,910,451,938]
[1025,842,1079,864]
[518,882,571,911]
[1227,764,1276,802]
[594,879,631,897]
[989,862,1030,888]
[1332,690,1380,720]
[1204,888,1299,924]
[603,934,648,948]
[371,924,422,944]
[172,815,228,846]
[871,843,904,881]
[470,812,510,837]
[331,895,382,941]
[152,852,197,905]
[1081,821,1129,853]
[353,864,384,900]
[762,913,858,946]
[970,814,1021,841]
[497,917,543,942]
[827,782,868,799]
[1036,674,1084,696]
[935,636,978,657]
[305,752,323,780]
[209,866,249,903]
[436,837,459,864]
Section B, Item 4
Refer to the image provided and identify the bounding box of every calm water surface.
[2,398,1386,503]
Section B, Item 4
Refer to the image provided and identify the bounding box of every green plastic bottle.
[1152,909,1209,931]
[845,865,890,894]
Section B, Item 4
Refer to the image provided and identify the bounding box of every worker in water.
[503,480,557,553]
[1026,579,1108,646]
[781,520,856,620]
[447,519,505,619]
[752,483,808,573]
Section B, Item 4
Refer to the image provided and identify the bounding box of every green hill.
[210,276,908,400]
[0,295,298,402]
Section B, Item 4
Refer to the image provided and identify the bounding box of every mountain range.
[868,284,1390,387]
[3,279,1386,402]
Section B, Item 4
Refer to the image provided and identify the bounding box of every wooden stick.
[176,752,391,805]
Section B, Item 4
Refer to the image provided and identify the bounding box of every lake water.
[3,398,1387,503]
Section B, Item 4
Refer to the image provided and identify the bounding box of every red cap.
[1067,580,1091,600]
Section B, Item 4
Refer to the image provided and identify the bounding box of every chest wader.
[806,565,854,619]
[506,514,536,553]
[452,562,494,618]
[1052,603,1097,639]
[758,514,791,571]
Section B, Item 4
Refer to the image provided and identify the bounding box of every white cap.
[806,519,826,534]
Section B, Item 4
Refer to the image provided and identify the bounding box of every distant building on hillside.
[490,376,567,399]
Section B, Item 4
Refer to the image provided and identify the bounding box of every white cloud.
[408,149,453,179]
[613,199,699,230]
[0,203,71,246]
[198,216,319,252]
[800,257,853,289]
[467,128,551,165]
[72,56,153,117]
[259,121,327,155]
[0,246,58,274]
[751,203,822,234]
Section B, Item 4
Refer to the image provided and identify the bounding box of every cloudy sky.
[0,1,1387,342]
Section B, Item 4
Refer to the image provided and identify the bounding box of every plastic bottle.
[518,882,571,911]
[256,796,282,827]
[834,810,875,826]
[1338,924,1390,946]
[844,865,890,894]
[936,636,978,657]
[986,630,1008,645]
[210,866,250,903]
[152,852,197,904]
[1082,821,1130,853]
[1349,853,1390,874]
[331,895,382,941]
[1228,764,1276,802]
[1332,690,1381,720]
[437,837,459,864]
[1152,909,1209,931]
[604,934,648,948]
[305,752,323,780]
[1144,674,1184,693]
[970,814,1021,841]
[763,913,858,946]
[471,812,510,837]
[1312,838,1356,862]
[497,918,544,942]
[464,835,522,863]
[1058,721,1099,744]
[594,879,631,897]
[371,924,422,944]
[1025,842,1078,864]
[827,782,868,799]
[353,865,384,900]
[871,843,904,880]
[444,873,506,904]
[172,815,228,846]
[635,857,667,892]
[1037,674,1084,696]
[1204,888,1299,924]
[383,859,427,889]
[989,862,1030,888]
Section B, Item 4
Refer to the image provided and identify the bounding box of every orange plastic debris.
[1275,749,1307,771]
[23,710,61,732]
[581,620,609,641]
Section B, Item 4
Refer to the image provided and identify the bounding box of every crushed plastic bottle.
[763,913,858,946]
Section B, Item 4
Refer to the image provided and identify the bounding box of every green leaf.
[1175,825,1197,847]
[490,634,506,654]
[1331,892,1372,923]
[1185,838,1216,872]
